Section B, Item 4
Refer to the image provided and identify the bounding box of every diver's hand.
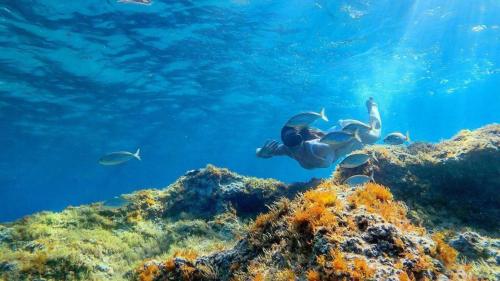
[256,140,280,158]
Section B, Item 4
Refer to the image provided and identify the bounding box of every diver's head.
[281,126,325,147]
[300,127,325,141]
[281,126,303,147]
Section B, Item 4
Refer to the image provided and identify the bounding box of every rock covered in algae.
[160,165,320,219]
[331,124,500,280]
[137,182,478,281]
[333,124,500,232]
[449,231,500,280]
[2,124,499,281]
[0,165,315,281]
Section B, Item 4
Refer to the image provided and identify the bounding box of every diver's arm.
[256,140,291,158]
[307,140,337,163]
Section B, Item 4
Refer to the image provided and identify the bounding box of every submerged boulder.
[140,182,476,281]
[0,165,316,281]
[333,124,500,232]
[160,165,319,219]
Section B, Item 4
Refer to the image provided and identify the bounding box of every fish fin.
[338,119,346,128]
[372,151,378,162]
[406,131,411,142]
[134,148,141,161]
[320,108,328,122]
[353,129,362,143]
[319,132,330,143]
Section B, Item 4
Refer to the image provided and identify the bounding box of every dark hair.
[281,126,325,147]
[299,127,325,141]
[281,126,302,147]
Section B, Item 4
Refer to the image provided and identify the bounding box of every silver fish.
[339,152,374,169]
[285,108,328,128]
[320,129,361,147]
[118,0,152,5]
[99,149,141,166]
[103,196,128,208]
[384,131,410,145]
[339,119,372,133]
[344,174,373,187]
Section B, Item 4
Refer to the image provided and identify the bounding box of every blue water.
[0,0,499,222]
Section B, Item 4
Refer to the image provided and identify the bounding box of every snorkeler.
[256,98,381,169]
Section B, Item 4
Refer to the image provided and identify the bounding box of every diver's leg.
[363,97,381,144]
[366,97,381,130]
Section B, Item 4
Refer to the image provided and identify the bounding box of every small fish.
[340,119,372,133]
[99,148,141,166]
[118,0,152,5]
[103,196,128,207]
[384,131,410,145]
[320,129,361,147]
[339,152,374,169]
[285,108,328,128]
[344,174,373,187]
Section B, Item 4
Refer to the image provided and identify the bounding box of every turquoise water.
[0,0,499,222]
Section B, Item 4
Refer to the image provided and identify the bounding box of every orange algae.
[291,188,342,233]
[164,258,176,271]
[316,255,327,267]
[398,271,413,281]
[137,264,159,281]
[292,203,337,232]
[351,257,375,280]
[330,249,348,273]
[432,232,458,266]
[304,188,338,206]
[159,249,199,277]
[180,264,196,279]
[414,255,434,272]
[173,249,198,261]
[252,272,264,281]
[348,183,423,233]
[306,269,321,281]
[252,213,274,232]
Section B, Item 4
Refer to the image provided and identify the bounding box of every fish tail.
[406,131,411,142]
[320,108,329,122]
[134,148,141,161]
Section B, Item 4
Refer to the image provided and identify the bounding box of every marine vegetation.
[0,165,315,281]
[333,123,500,279]
[1,126,499,280]
[334,124,499,232]
[137,180,478,280]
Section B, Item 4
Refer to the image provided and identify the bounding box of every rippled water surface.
[1,0,499,221]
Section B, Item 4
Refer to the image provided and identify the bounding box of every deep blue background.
[0,0,499,222]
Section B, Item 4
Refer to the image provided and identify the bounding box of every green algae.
[0,202,242,281]
[2,125,499,281]
[0,165,285,281]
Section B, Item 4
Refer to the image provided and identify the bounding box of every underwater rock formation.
[449,231,500,280]
[333,124,500,232]
[0,165,315,281]
[138,182,476,281]
[160,165,320,219]
[331,124,500,280]
[2,125,499,281]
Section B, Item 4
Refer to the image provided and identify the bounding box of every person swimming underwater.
[256,97,381,169]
